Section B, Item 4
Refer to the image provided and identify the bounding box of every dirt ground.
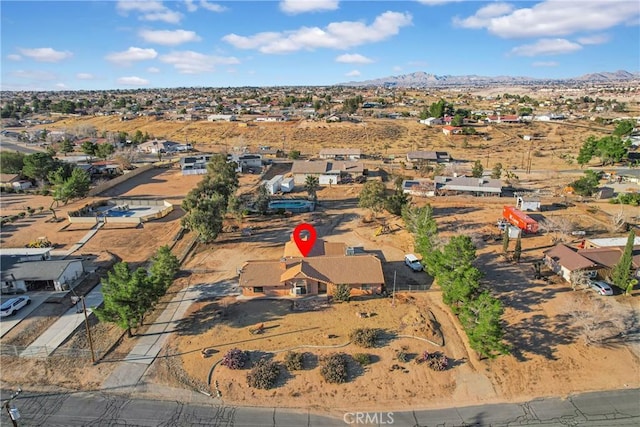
[1,112,639,412]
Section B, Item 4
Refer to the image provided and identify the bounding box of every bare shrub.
[320,353,348,384]
[609,210,628,233]
[246,358,280,389]
[284,351,304,371]
[565,298,632,346]
[538,216,575,243]
[220,348,249,370]
[350,328,378,348]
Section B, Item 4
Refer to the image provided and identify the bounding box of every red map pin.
[293,223,317,257]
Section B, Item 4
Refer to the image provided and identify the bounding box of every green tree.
[95,262,147,337]
[613,119,635,137]
[254,183,270,215]
[576,136,597,166]
[384,189,409,216]
[22,152,58,185]
[60,138,75,156]
[333,283,351,302]
[288,150,301,160]
[428,99,446,118]
[49,167,91,205]
[471,160,484,178]
[570,170,600,197]
[451,114,464,127]
[358,180,386,214]
[491,163,503,179]
[402,204,438,259]
[595,135,629,165]
[513,235,522,263]
[81,141,98,157]
[131,130,144,145]
[0,151,26,174]
[460,292,510,359]
[610,230,636,294]
[304,175,320,202]
[96,143,115,159]
[148,246,180,299]
[182,193,226,243]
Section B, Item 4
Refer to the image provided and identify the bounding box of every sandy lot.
[1,114,639,413]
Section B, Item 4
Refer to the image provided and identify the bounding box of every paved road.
[2,388,638,426]
[0,137,46,154]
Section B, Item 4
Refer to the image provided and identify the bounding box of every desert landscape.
[1,85,639,417]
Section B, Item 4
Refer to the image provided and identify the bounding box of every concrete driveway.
[0,292,49,338]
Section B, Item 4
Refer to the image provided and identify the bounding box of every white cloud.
[117,76,150,86]
[19,47,73,62]
[532,61,559,67]
[7,54,22,61]
[139,29,201,46]
[55,83,68,89]
[10,70,57,80]
[453,2,514,29]
[147,66,161,73]
[417,0,464,4]
[116,0,182,24]
[280,0,339,14]
[577,34,611,45]
[346,70,361,77]
[185,0,198,12]
[200,0,226,12]
[105,47,158,65]
[76,73,95,80]
[392,65,402,72]
[455,0,640,38]
[510,38,582,57]
[223,11,412,54]
[159,50,240,74]
[335,53,373,64]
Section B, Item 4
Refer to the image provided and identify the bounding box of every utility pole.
[392,270,396,307]
[82,297,96,364]
[3,388,22,427]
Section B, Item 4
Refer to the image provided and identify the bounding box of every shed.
[266,175,283,195]
[595,187,615,200]
[516,196,541,211]
[281,177,294,193]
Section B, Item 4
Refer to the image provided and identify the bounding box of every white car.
[588,280,614,296]
[0,296,31,317]
[404,254,423,272]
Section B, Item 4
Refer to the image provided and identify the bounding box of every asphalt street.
[1,388,638,426]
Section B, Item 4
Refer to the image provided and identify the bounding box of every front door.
[318,283,327,294]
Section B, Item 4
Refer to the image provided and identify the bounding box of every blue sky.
[1,0,639,91]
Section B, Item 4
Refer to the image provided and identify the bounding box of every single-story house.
[255,115,288,122]
[543,244,599,282]
[486,115,520,124]
[137,139,180,154]
[434,176,502,196]
[584,236,640,249]
[0,173,20,189]
[406,151,450,163]
[419,117,443,126]
[402,179,435,197]
[207,114,236,121]
[319,148,361,161]
[442,126,462,136]
[578,245,640,279]
[232,153,262,171]
[291,160,365,185]
[1,256,84,293]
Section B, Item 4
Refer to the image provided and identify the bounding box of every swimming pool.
[99,207,152,218]
[268,200,315,213]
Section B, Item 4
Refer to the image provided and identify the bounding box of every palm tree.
[304,175,319,202]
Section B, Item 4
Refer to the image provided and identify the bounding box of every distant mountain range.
[339,70,640,87]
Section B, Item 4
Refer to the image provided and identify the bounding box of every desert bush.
[333,283,351,302]
[320,353,348,384]
[220,348,250,370]
[284,351,304,371]
[350,328,378,348]
[17,212,26,218]
[353,353,371,366]
[395,347,409,363]
[246,358,280,389]
[417,351,449,371]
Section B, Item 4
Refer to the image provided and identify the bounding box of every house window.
[253,287,264,293]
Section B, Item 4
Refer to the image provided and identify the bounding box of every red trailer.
[502,206,539,234]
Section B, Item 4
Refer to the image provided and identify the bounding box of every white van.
[404,254,423,272]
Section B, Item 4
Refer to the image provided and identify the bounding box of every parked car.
[0,296,31,317]
[404,254,423,272]
[588,280,614,296]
